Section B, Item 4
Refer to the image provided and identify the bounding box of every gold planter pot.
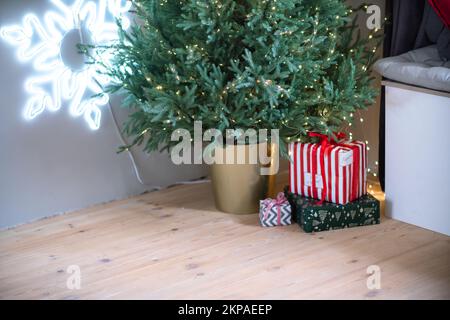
[209,143,277,214]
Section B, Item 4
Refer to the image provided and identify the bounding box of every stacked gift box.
[284,132,380,233]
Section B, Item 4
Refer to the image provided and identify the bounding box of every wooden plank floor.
[0,175,449,300]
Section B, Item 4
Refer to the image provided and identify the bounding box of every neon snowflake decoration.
[0,0,131,130]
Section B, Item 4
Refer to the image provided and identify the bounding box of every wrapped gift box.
[285,188,380,233]
[259,193,292,227]
[289,138,367,205]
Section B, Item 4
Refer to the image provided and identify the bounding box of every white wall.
[0,0,207,228]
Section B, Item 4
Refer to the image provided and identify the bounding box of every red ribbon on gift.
[307,132,360,203]
[308,132,346,147]
[263,192,288,225]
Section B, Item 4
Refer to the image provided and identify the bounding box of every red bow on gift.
[262,192,288,225]
[307,132,361,204]
[308,132,346,147]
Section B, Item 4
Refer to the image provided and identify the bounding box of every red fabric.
[428,0,450,28]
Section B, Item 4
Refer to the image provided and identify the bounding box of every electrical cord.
[107,101,210,189]
[107,101,149,186]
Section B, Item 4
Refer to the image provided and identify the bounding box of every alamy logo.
[66,265,81,290]
[366,5,381,30]
[170,121,279,175]
[366,265,381,290]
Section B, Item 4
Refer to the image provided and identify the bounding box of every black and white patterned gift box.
[259,192,292,227]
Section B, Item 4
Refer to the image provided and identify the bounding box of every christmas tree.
[85,0,381,156]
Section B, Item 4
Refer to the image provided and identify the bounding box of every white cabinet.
[385,84,450,235]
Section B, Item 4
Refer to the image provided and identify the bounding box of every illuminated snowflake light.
[0,0,131,130]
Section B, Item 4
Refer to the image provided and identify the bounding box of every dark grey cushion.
[374,45,450,92]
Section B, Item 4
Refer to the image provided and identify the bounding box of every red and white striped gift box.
[289,140,367,205]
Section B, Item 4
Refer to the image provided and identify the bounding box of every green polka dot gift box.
[284,187,380,233]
